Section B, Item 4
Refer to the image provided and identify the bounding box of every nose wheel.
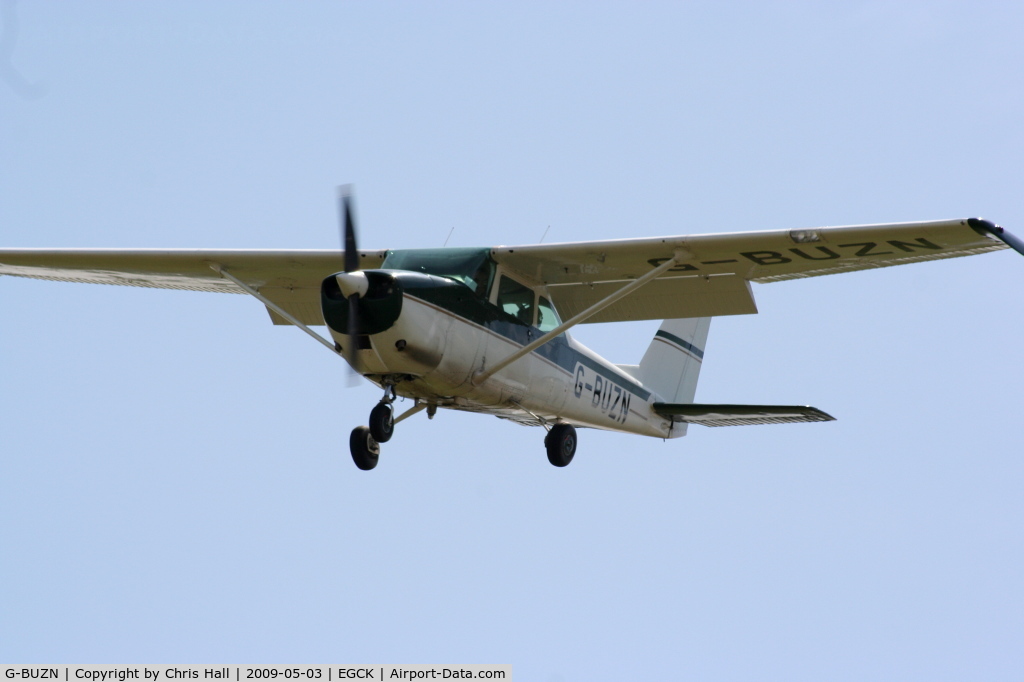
[350,385,403,470]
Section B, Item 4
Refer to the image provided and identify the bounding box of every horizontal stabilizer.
[653,402,835,427]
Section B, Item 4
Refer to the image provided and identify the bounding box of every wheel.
[349,426,380,470]
[369,402,394,443]
[545,423,577,467]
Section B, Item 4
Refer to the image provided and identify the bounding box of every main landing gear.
[350,391,579,470]
[545,423,577,467]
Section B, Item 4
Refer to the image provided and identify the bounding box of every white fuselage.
[328,293,676,438]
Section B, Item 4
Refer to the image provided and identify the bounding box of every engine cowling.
[320,270,403,335]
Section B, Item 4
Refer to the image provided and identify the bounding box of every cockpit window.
[382,247,495,296]
[537,297,562,333]
[496,275,535,326]
[468,259,495,297]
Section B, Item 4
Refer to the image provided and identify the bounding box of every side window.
[496,275,535,326]
[537,297,562,333]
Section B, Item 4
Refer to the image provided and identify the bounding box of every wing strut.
[472,251,686,385]
[211,264,342,358]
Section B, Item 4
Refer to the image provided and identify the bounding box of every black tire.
[545,423,577,467]
[369,402,394,443]
[349,426,380,470]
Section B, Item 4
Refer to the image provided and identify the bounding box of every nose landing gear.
[350,386,429,471]
[348,402,391,471]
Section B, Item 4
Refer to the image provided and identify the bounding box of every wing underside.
[1,218,1013,326]
[492,218,1009,322]
[0,248,388,325]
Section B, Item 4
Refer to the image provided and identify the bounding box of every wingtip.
[968,217,1024,257]
[967,217,1000,235]
[807,406,837,422]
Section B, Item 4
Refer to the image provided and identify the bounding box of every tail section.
[636,317,711,404]
[634,319,838,435]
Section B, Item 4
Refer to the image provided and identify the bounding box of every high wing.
[0,248,387,325]
[491,218,1010,323]
[0,218,1012,326]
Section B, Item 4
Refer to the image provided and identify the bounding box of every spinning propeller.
[335,185,369,383]
[319,184,403,386]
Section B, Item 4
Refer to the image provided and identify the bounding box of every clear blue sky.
[2,2,1023,679]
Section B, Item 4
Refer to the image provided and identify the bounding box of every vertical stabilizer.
[637,317,711,404]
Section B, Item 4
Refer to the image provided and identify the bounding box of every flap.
[260,287,325,326]
[548,274,756,323]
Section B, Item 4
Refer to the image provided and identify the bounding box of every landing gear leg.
[545,423,577,467]
[351,384,428,471]
[369,385,397,443]
[350,426,380,470]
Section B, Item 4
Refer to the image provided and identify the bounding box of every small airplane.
[2,188,1021,470]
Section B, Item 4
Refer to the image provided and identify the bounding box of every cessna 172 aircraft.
[2,190,1021,470]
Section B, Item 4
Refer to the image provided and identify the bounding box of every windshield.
[382,248,495,295]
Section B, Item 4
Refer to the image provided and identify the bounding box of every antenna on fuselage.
[443,226,455,247]
[539,225,550,243]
